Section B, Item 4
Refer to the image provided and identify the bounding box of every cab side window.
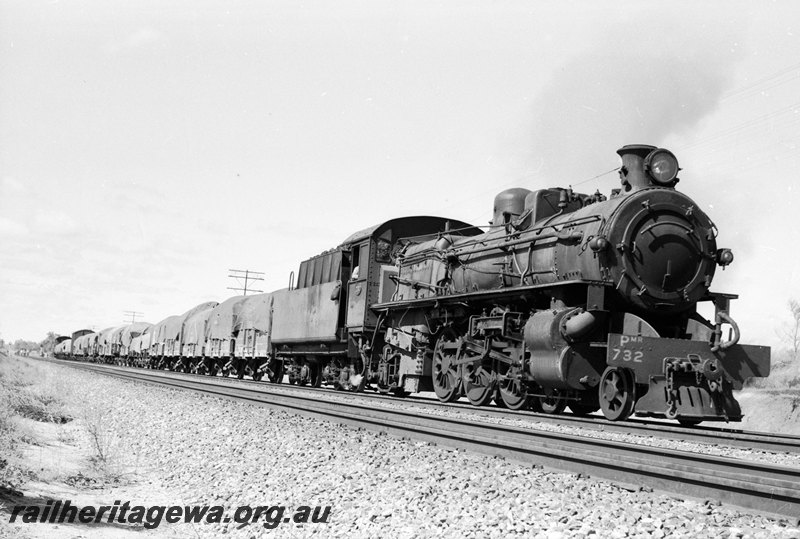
[351,245,361,280]
[375,238,392,263]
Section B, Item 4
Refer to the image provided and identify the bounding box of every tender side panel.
[271,281,342,343]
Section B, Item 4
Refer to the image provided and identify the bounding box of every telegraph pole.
[228,269,264,296]
[123,310,144,323]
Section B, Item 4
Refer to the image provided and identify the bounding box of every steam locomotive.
[55,144,770,425]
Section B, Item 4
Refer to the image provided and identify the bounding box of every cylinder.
[524,309,570,387]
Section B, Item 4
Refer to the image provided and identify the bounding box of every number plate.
[606,333,664,383]
[608,334,645,364]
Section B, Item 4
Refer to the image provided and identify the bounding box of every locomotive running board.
[372,280,611,311]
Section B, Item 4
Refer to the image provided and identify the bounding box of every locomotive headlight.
[644,148,680,185]
[716,248,734,267]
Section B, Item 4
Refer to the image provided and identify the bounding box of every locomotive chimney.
[616,144,656,192]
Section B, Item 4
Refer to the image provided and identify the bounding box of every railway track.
[43,357,800,454]
[41,358,800,519]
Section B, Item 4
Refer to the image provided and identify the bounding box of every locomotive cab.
[267,217,483,390]
[341,217,483,332]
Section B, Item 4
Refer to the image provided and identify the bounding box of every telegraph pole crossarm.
[228,268,264,296]
[123,310,144,324]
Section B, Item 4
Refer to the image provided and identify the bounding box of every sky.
[1,1,798,352]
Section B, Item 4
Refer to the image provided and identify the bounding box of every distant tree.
[40,331,58,356]
[782,299,800,362]
[12,339,38,354]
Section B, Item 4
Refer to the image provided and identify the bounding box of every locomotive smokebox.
[617,144,657,191]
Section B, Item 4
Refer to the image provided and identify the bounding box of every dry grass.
[0,358,73,424]
[80,400,124,472]
[0,355,129,490]
[0,356,33,489]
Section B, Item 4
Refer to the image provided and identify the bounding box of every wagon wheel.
[332,361,361,392]
[297,364,310,386]
[536,390,566,414]
[496,362,529,410]
[268,360,284,384]
[432,330,462,402]
[598,367,635,421]
[310,363,322,387]
[302,363,320,387]
[463,360,494,407]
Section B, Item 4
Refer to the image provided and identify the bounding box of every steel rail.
[45,357,800,454]
[52,360,800,519]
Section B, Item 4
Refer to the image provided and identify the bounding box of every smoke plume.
[528,16,743,185]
